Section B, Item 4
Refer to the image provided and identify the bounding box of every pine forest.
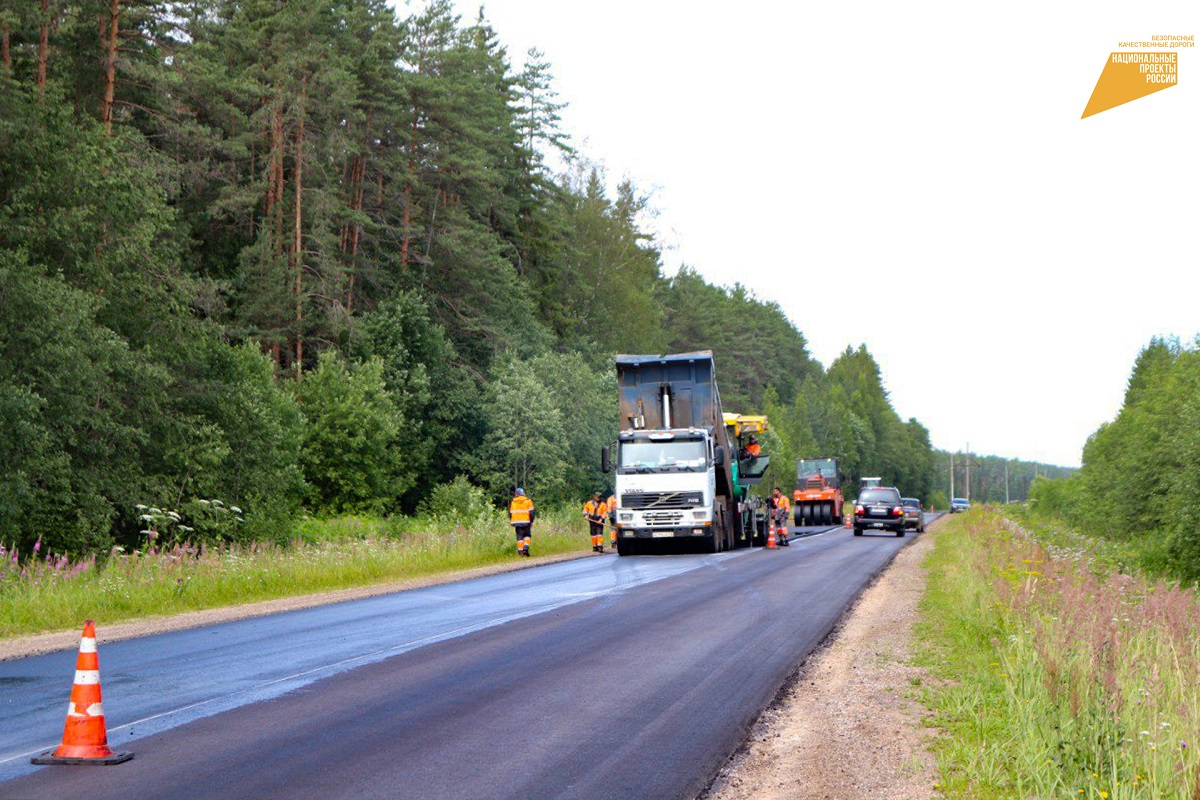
[1,0,942,557]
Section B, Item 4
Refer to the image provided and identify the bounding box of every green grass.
[0,508,592,639]
[916,508,1200,798]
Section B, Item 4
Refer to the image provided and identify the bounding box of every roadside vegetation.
[1026,336,1200,584]
[0,506,588,640]
[917,508,1200,798]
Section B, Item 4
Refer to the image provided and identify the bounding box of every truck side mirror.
[601,445,611,474]
[713,446,726,467]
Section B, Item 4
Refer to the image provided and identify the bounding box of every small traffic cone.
[766,518,778,549]
[844,515,852,529]
[32,621,132,766]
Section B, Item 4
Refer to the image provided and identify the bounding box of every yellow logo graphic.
[1082,52,1179,118]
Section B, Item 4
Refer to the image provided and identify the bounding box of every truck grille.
[621,492,703,510]
[642,510,686,526]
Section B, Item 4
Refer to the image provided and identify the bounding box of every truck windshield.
[619,439,707,472]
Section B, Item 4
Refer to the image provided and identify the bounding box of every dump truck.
[602,352,765,555]
[793,458,846,526]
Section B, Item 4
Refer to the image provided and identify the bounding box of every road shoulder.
[703,526,940,800]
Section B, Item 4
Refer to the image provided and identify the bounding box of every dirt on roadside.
[702,526,941,800]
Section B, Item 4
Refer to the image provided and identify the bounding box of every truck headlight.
[619,513,633,522]
[693,510,709,520]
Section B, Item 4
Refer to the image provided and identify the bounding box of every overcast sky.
[428,0,1198,467]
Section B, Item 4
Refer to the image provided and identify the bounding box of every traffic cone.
[844,515,852,529]
[766,518,778,549]
[32,621,132,765]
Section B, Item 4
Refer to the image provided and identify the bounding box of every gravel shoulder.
[702,524,941,800]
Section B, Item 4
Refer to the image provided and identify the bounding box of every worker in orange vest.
[770,487,791,547]
[509,488,535,557]
[584,492,607,553]
[606,493,617,549]
[740,435,762,461]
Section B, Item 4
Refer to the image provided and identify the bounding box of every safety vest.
[606,495,616,513]
[583,500,605,519]
[509,495,534,525]
[746,442,762,457]
[773,494,790,511]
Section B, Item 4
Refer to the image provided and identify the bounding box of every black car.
[853,487,906,536]
[901,497,925,533]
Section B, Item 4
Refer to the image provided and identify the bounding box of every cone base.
[31,750,133,766]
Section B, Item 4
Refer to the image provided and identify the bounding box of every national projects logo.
[1082,34,1192,118]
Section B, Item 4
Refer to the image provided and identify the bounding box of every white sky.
[431,0,1199,468]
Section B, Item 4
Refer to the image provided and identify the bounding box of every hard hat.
[515,488,525,496]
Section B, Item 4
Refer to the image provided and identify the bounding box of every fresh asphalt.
[0,519,938,799]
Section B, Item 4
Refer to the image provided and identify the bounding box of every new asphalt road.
[0,523,924,799]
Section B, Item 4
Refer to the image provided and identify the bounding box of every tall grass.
[0,508,590,639]
[918,508,1200,798]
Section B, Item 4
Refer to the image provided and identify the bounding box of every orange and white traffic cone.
[844,515,852,529]
[766,518,778,549]
[31,621,132,766]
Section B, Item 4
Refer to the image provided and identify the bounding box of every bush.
[1027,474,1083,519]
[298,352,410,515]
[418,476,494,520]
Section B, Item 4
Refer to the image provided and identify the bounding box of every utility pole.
[949,452,955,500]
[965,442,971,503]
[1004,460,1010,504]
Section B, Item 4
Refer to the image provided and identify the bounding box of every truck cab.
[610,428,720,551]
